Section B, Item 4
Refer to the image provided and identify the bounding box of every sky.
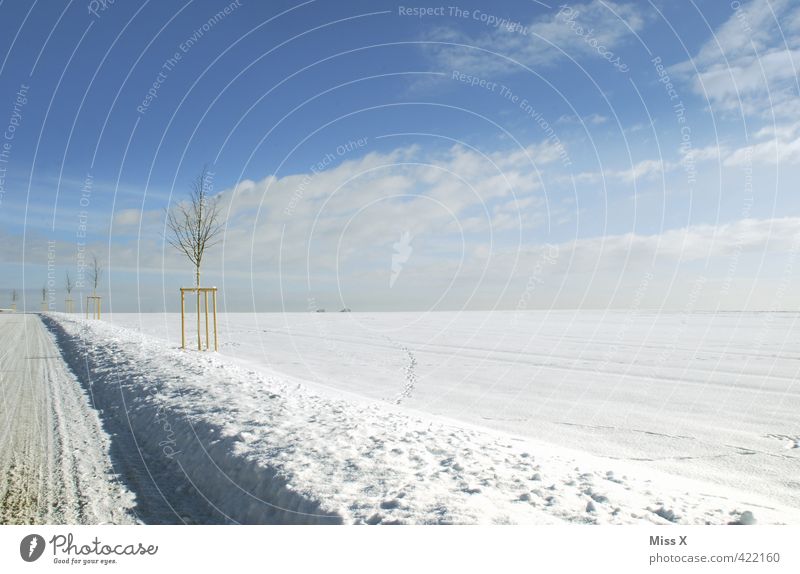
[1,0,799,313]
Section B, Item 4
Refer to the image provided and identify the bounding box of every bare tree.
[64,271,74,312]
[89,254,103,295]
[166,166,224,287]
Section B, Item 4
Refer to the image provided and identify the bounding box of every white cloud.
[113,209,141,227]
[719,121,800,166]
[612,159,667,182]
[8,135,799,311]
[470,216,800,296]
[673,0,800,119]
[570,158,671,184]
[424,1,647,75]
[683,144,726,163]
[558,112,609,125]
[384,215,800,310]
[131,141,563,289]
[724,136,800,166]
[669,5,800,194]
[557,216,800,269]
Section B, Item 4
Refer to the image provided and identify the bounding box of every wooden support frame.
[65,298,74,313]
[86,295,102,319]
[180,287,218,351]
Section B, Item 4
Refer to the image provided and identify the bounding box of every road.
[0,313,134,524]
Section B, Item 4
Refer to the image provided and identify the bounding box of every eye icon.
[20,534,45,562]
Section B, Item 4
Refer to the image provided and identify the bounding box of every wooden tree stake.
[180,287,218,351]
[86,295,102,319]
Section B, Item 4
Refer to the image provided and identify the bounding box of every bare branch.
[89,254,103,294]
[165,165,224,286]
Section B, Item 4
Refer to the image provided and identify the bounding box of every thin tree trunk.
[196,265,201,350]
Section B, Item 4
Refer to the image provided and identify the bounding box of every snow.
[0,314,135,524]
[43,310,800,524]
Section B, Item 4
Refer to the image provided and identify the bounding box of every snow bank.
[44,315,339,524]
[43,313,800,525]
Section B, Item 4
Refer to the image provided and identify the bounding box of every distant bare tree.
[89,254,103,295]
[65,271,73,296]
[166,166,224,287]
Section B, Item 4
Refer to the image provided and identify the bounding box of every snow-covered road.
[0,314,134,524]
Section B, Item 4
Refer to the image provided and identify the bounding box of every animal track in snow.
[385,337,417,405]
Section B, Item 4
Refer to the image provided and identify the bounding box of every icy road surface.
[70,310,800,524]
[0,314,134,524]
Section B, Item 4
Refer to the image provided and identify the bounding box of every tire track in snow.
[0,314,134,524]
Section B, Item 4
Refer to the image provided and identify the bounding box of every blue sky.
[1,0,799,312]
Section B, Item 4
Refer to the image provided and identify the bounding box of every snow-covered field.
[45,310,800,525]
